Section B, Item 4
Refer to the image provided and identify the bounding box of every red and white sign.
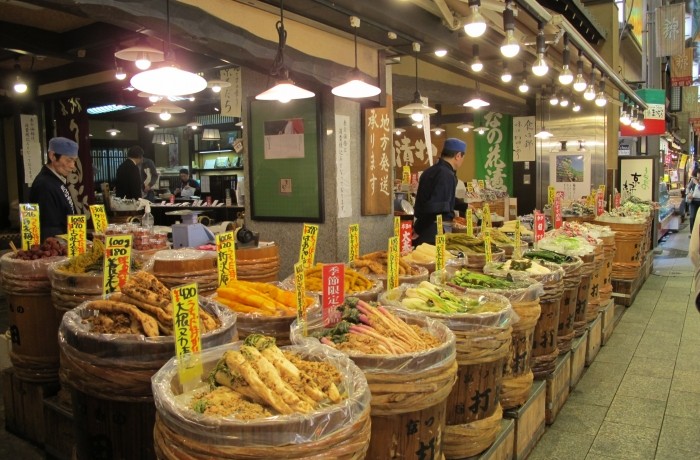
[553,198,562,230]
[596,191,605,216]
[322,263,345,327]
[534,211,545,243]
[614,193,621,208]
[400,220,413,255]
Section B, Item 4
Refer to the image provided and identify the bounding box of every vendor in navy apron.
[413,138,469,246]
[28,137,78,238]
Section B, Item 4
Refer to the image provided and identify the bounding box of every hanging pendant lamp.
[332,16,381,98]
[396,42,437,122]
[534,94,553,139]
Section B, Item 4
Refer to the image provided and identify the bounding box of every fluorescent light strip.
[87,104,135,115]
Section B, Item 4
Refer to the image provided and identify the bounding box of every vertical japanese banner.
[171,283,203,387]
[512,116,536,162]
[514,220,522,259]
[322,264,344,327]
[475,112,513,194]
[671,47,693,87]
[103,235,132,297]
[394,216,401,238]
[387,237,399,290]
[683,87,699,113]
[483,232,493,263]
[553,197,562,230]
[89,205,108,233]
[363,107,392,215]
[335,115,353,218]
[436,215,443,236]
[67,215,86,257]
[655,3,685,57]
[219,67,242,118]
[620,89,665,136]
[534,211,545,246]
[19,114,43,185]
[348,224,360,263]
[435,235,446,272]
[466,209,474,237]
[216,231,237,287]
[294,262,307,335]
[55,97,94,215]
[482,203,492,230]
[596,191,605,216]
[393,127,442,180]
[399,220,413,255]
[298,224,319,268]
[19,203,40,250]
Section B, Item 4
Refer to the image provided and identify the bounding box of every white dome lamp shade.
[332,16,381,98]
[396,43,437,122]
[464,0,487,38]
[531,22,549,77]
[145,100,185,121]
[500,2,520,58]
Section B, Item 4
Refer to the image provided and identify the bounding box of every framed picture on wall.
[549,152,591,200]
[248,97,324,222]
[619,157,655,202]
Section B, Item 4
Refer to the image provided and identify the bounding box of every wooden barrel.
[529,269,565,379]
[562,214,596,223]
[48,265,103,322]
[376,265,429,290]
[152,342,372,459]
[594,219,645,281]
[59,298,237,460]
[1,253,66,383]
[291,309,457,460]
[236,244,280,282]
[572,253,594,337]
[586,244,606,322]
[465,249,506,273]
[599,234,616,301]
[152,248,218,296]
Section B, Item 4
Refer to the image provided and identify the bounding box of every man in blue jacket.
[413,137,469,246]
[28,137,78,238]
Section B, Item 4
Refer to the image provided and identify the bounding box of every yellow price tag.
[387,237,399,290]
[19,203,40,250]
[402,166,411,184]
[89,204,108,233]
[394,216,401,238]
[348,224,360,263]
[466,209,474,237]
[294,262,307,335]
[484,232,493,263]
[478,180,485,189]
[67,215,87,257]
[103,235,132,297]
[514,221,522,259]
[171,283,203,387]
[482,203,492,230]
[298,224,319,268]
[598,184,606,198]
[436,214,443,236]
[435,235,446,271]
[466,182,474,193]
[547,186,555,206]
[216,231,237,287]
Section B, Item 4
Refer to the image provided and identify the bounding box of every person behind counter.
[413,137,469,246]
[28,137,78,238]
[174,168,200,197]
[141,156,159,202]
[115,145,144,200]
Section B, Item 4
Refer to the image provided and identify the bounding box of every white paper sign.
[512,116,536,162]
[220,67,242,118]
[335,115,352,218]
[20,114,43,185]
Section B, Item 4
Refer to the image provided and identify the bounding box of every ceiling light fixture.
[396,42,437,122]
[431,127,444,135]
[500,1,520,58]
[620,98,632,125]
[332,16,381,98]
[12,58,27,94]
[559,93,570,107]
[115,41,165,71]
[501,61,512,83]
[470,44,483,73]
[256,0,315,102]
[145,100,185,120]
[130,1,207,97]
[145,123,159,131]
[572,50,587,92]
[535,95,553,139]
[464,81,490,109]
[457,123,473,133]
[394,128,406,135]
[434,48,447,58]
[518,78,529,93]
[531,22,549,77]
[106,127,121,137]
[207,79,231,94]
[476,126,486,135]
[572,101,581,112]
[594,76,607,107]
[549,87,559,105]
[115,66,127,81]
[464,0,487,38]
[583,65,597,101]
[202,128,221,140]
[558,34,574,85]
[186,121,202,130]
[152,131,177,145]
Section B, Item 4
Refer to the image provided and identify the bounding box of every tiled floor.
[0,226,697,459]
[529,225,700,460]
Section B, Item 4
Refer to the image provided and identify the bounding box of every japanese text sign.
[400,220,413,255]
[363,107,392,215]
[394,216,401,238]
[348,224,360,263]
[322,263,344,327]
[102,235,132,297]
[436,214,443,236]
[553,198,562,230]
[466,209,474,237]
[547,186,555,206]
[171,283,203,386]
[67,215,87,257]
[402,165,411,184]
[435,235,446,272]
[298,224,319,268]
[483,232,493,263]
[512,116,536,162]
[478,180,485,189]
[474,111,513,194]
[596,191,605,216]
[89,204,108,233]
[387,237,399,290]
[534,211,545,244]
[514,220,522,259]
[482,203,492,230]
[294,262,307,332]
[216,231,237,287]
[19,203,40,250]
[614,193,621,208]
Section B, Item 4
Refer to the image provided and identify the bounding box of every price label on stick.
[402,166,411,184]
[534,211,545,247]
[466,209,474,237]
[394,216,401,238]
[436,214,443,236]
[348,224,360,263]
[399,220,413,255]
[484,232,493,263]
[387,237,399,290]
[478,179,485,190]
[19,203,40,250]
[614,192,621,209]
[514,220,522,259]
[216,231,237,287]
[435,234,446,272]
[294,262,307,335]
[103,235,132,297]
[322,263,344,327]
[466,182,474,194]
[67,215,87,257]
[553,197,562,229]
[89,204,108,233]
[596,191,605,216]
[171,283,203,388]
[298,224,319,268]
[482,203,492,230]
[547,186,555,206]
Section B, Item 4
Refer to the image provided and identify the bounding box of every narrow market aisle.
[529,225,700,460]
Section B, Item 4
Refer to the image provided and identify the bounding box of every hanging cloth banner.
[656,3,685,57]
[683,86,699,113]
[619,89,665,136]
[475,112,513,195]
[671,47,693,87]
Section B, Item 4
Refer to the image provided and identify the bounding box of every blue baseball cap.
[48,137,79,157]
[444,138,467,153]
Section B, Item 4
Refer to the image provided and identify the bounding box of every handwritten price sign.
[466,209,474,237]
[294,262,307,334]
[387,236,399,290]
[553,197,563,229]
[482,203,492,230]
[322,263,344,327]
[348,224,359,263]
[216,231,237,287]
[394,216,401,238]
[547,186,555,206]
[298,224,319,268]
[67,215,87,257]
[89,204,108,233]
[435,234,446,272]
[514,220,522,259]
[103,235,132,297]
[484,232,493,263]
[437,214,443,236]
[534,211,546,245]
[19,203,40,250]
[402,165,411,184]
[171,283,203,386]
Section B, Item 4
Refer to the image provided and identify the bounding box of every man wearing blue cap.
[29,137,78,238]
[413,137,469,246]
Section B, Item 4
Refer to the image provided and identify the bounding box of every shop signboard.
[475,112,513,194]
[655,3,685,57]
[620,89,665,136]
[618,142,631,156]
[19,114,42,185]
[322,263,344,327]
[671,47,693,87]
[363,107,392,215]
[619,157,654,202]
[512,116,536,162]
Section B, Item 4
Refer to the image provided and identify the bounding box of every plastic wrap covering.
[151,341,371,458]
[374,264,430,289]
[280,269,384,303]
[483,260,565,288]
[0,251,66,293]
[595,213,647,224]
[48,261,104,315]
[583,223,615,238]
[151,248,218,295]
[58,296,237,402]
[429,269,544,304]
[537,235,595,257]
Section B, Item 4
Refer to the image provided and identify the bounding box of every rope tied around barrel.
[443,404,503,459]
[501,371,534,409]
[453,326,512,366]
